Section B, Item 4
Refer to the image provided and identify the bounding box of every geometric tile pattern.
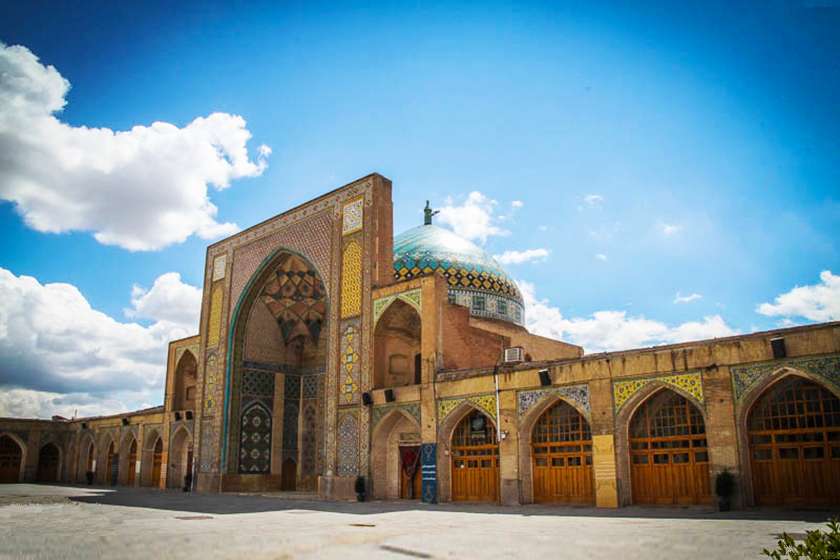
[437,393,497,422]
[730,354,840,403]
[518,384,590,418]
[207,283,224,348]
[613,372,704,412]
[336,412,359,477]
[239,403,271,473]
[420,442,438,504]
[373,289,422,327]
[260,255,327,343]
[340,241,362,319]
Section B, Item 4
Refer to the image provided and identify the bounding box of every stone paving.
[0,484,837,559]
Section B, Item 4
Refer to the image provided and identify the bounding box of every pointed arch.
[0,432,26,483]
[374,298,422,389]
[518,394,594,504]
[77,432,96,483]
[437,401,499,503]
[118,433,139,486]
[370,408,422,499]
[173,350,198,412]
[36,442,61,483]
[739,371,840,506]
[168,424,194,489]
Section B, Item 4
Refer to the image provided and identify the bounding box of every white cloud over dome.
[519,280,737,352]
[494,248,549,265]
[0,268,201,418]
[437,191,509,244]
[0,43,269,251]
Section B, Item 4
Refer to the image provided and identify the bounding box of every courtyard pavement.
[0,484,837,559]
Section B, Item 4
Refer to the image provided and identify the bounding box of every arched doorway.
[126,439,138,486]
[370,409,422,500]
[531,400,594,504]
[374,299,422,389]
[629,389,711,505]
[105,441,117,486]
[451,409,499,502]
[748,376,840,506]
[151,438,163,488]
[0,435,23,483]
[37,443,60,483]
[168,428,193,489]
[77,436,95,483]
[227,251,328,489]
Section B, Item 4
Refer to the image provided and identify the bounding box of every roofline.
[207,172,386,250]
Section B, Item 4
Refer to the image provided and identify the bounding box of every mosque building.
[1,173,839,508]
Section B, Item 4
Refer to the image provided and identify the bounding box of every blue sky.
[0,1,838,417]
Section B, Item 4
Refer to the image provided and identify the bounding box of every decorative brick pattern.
[613,372,704,412]
[340,241,362,319]
[731,354,840,403]
[518,384,590,417]
[341,197,364,236]
[438,393,497,422]
[372,288,422,326]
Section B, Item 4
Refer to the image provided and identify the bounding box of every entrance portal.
[37,443,60,482]
[0,435,22,483]
[451,409,499,502]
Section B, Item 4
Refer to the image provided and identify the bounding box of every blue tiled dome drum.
[393,224,525,325]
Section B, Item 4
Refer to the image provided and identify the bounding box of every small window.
[497,300,508,316]
[653,454,669,464]
[803,447,824,460]
[694,451,709,463]
[551,457,565,467]
[779,448,799,460]
[632,455,648,464]
[472,295,486,313]
[752,449,772,461]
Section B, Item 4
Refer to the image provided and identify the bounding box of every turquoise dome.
[393,224,524,324]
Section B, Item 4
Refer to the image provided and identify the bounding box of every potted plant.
[715,469,736,511]
[354,475,366,502]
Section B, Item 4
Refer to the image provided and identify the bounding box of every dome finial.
[423,200,439,225]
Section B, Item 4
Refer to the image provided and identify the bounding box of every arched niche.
[370,408,422,500]
[437,402,499,503]
[168,426,193,489]
[173,351,198,412]
[225,249,329,489]
[0,433,26,483]
[36,442,61,483]
[374,299,421,389]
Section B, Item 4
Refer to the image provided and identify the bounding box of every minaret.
[423,200,439,225]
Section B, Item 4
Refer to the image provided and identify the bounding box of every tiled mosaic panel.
[199,418,217,472]
[239,403,271,473]
[301,403,317,475]
[340,241,362,319]
[282,376,301,461]
[241,369,275,398]
[612,372,704,412]
[207,283,224,347]
[336,412,359,477]
[371,402,421,428]
[342,197,364,235]
[518,384,590,417]
[372,289,422,326]
[448,288,524,326]
[339,320,361,405]
[731,354,840,402]
[420,443,437,504]
[302,375,320,400]
[437,393,497,422]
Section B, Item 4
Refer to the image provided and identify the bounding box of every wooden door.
[629,391,711,505]
[451,410,499,502]
[151,439,163,488]
[749,377,840,507]
[399,446,421,499]
[532,401,594,504]
[0,436,22,483]
[127,440,137,486]
[37,443,60,483]
[281,458,297,491]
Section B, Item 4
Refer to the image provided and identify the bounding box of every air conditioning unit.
[503,346,524,363]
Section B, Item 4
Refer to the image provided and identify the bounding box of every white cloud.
[511,200,524,208]
[493,248,549,265]
[583,194,604,207]
[674,292,702,304]
[660,223,682,236]
[519,280,736,353]
[437,191,509,243]
[0,43,269,251]
[0,268,200,418]
[595,253,608,262]
[757,270,840,322]
[126,272,202,327]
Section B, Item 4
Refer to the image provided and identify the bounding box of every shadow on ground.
[2,484,837,522]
